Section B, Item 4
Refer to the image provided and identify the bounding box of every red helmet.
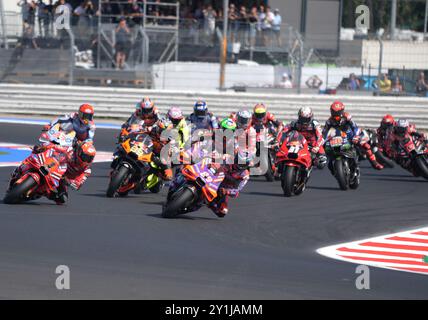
[330,101,345,121]
[381,114,395,128]
[76,141,96,166]
[136,97,154,117]
[78,104,94,125]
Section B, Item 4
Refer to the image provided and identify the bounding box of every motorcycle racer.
[385,119,428,160]
[208,150,252,217]
[278,107,327,169]
[377,114,396,150]
[323,101,384,170]
[251,103,283,134]
[51,141,96,204]
[40,104,95,144]
[186,100,219,131]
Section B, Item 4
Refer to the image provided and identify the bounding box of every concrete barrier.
[1,83,427,129]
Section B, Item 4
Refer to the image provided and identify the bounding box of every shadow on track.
[146,213,219,221]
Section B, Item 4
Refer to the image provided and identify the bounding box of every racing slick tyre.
[415,156,428,180]
[375,151,394,168]
[264,153,275,182]
[349,167,361,190]
[281,166,296,197]
[162,188,194,218]
[106,165,130,198]
[3,175,38,204]
[334,160,349,191]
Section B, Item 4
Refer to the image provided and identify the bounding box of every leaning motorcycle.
[3,124,74,204]
[394,135,428,180]
[324,127,360,190]
[162,158,225,218]
[276,130,313,197]
[107,128,163,197]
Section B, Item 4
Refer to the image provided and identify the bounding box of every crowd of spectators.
[13,1,285,68]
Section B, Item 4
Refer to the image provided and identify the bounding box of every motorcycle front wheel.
[415,156,428,180]
[334,159,349,191]
[162,187,194,218]
[3,175,38,204]
[281,165,296,197]
[106,165,130,198]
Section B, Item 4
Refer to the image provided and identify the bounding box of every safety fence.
[0,84,427,130]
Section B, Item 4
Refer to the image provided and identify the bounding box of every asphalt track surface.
[0,123,428,299]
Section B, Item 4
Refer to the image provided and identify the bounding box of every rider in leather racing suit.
[46,104,96,143]
[186,100,219,131]
[51,141,96,204]
[278,107,327,169]
[208,152,251,217]
[323,101,384,170]
[117,97,173,180]
[384,119,428,161]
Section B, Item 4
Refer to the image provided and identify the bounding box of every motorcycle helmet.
[330,101,345,122]
[220,118,237,131]
[394,119,409,137]
[381,114,395,129]
[76,141,96,166]
[78,104,94,125]
[297,106,313,126]
[253,103,267,121]
[194,100,208,118]
[136,97,154,117]
[167,106,184,126]
[236,110,252,129]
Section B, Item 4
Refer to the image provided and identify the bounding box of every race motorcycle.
[107,126,163,197]
[3,124,74,204]
[253,123,278,182]
[357,129,394,168]
[162,158,225,218]
[324,127,360,190]
[393,135,428,180]
[276,130,313,197]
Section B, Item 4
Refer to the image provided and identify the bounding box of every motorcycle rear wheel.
[3,175,38,204]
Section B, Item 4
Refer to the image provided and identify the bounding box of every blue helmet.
[194,100,208,117]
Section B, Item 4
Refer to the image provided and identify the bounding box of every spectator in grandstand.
[203,4,217,38]
[346,73,360,90]
[45,0,55,37]
[377,73,392,93]
[262,6,274,46]
[415,72,428,96]
[28,1,37,26]
[391,76,404,94]
[127,0,144,26]
[228,3,239,43]
[248,6,258,48]
[115,17,131,69]
[18,0,30,25]
[236,6,248,45]
[306,75,323,89]
[279,73,293,89]
[272,8,282,47]
[37,0,48,37]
